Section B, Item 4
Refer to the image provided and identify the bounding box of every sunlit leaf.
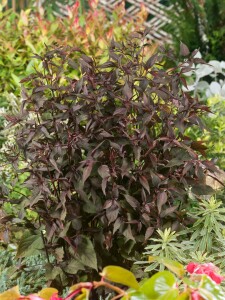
[148,256,185,277]
[0,286,20,300]
[38,288,58,300]
[140,271,176,298]
[101,266,139,289]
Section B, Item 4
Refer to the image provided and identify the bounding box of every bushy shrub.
[6,31,220,287]
[0,1,146,98]
[164,0,225,61]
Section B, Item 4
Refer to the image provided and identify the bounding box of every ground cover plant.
[3,29,222,289]
[0,247,46,295]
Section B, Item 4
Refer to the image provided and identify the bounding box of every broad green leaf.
[76,235,97,270]
[148,256,185,277]
[16,233,43,258]
[158,289,179,299]
[64,259,85,274]
[140,271,176,299]
[0,286,20,300]
[101,266,139,289]
[38,288,58,300]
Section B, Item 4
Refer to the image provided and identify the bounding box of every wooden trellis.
[5,0,172,43]
[98,0,172,43]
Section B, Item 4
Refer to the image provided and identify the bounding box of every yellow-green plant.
[184,197,225,252]
[135,228,191,272]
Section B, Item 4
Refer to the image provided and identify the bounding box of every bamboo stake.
[12,0,16,12]
[19,0,25,10]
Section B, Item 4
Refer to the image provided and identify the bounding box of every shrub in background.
[164,0,225,61]
[183,59,225,170]
[0,0,146,98]
[5,31,221,287]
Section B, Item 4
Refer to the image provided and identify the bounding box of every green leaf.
[16,233,43,258]
[158,289,179,299]
[122,291,149,300]
[101,266,139,289]
[76,235,97,270]
[64,259,85,274]
[198,275,224,300]
[11,74,21,87]
[148,256,185,277]
[140,271,176,298]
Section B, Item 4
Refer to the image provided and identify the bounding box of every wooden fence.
[98,0,172,43]
[5,0,171,43]
[5,0,29,11]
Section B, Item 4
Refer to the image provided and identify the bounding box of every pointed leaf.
[101,266,139,289]
[82,161,93,184]
[157,191,167,213]
[139,176,150,194]
[16,233,43,258]
[180,42,190,56]
[148,256,185,277]
[76,235,97,270]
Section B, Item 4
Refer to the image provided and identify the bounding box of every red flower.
[186,262,224,284]
[191,291,201,300]
[50,293,63,300]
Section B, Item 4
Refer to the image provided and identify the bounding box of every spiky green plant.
[185,197,225,253]
[135,228,189,272]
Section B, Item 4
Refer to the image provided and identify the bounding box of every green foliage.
[6,31,219,287]
[183,59,225,170]
[1,259,225,299]
[0,1,143,98]
[184,198,225,253]
[137,197,225,275]
[136,228,189,272]
[0,246,46,295]
[164,0,225,61]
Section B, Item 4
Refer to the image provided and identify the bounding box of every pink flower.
[186,262,225,284]
[50,293,63,300]
[191,291,202,300]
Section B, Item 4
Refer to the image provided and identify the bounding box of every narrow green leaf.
[148,256,185,277]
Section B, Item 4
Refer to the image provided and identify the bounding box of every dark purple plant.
[7,31,218,286]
